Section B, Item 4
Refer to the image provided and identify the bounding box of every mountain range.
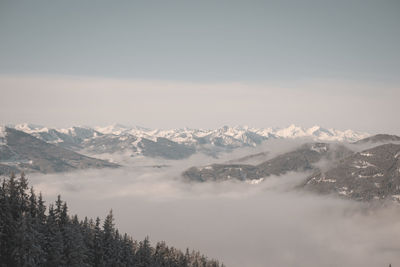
[8,123,369,159]
[0,123,370,174]
[1,123,399,203]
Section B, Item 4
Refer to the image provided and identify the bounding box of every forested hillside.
[0,173,223,267]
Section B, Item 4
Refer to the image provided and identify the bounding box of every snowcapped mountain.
[272,124,367,142]
[94,124,369,144]
[5,123,370,159]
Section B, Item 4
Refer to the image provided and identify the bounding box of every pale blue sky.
[1,0,399,82]
[0,0,399,133]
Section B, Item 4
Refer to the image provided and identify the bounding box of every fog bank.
[28,155,400,267]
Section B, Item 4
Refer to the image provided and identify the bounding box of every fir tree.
[45,204,65,267]
[93,217,104,267]
[137,236,153,267]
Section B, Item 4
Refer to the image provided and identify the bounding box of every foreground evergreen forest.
[0,173,224,267]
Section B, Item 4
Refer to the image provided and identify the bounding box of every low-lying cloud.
[27,151,400,267]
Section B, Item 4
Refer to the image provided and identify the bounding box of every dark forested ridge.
[0,173,224,267]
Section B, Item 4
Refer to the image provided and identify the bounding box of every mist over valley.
[6,127,399,267]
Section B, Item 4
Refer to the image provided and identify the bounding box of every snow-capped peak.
[306,125,334,137]
[275,124,307,138]
[95,124,131,135]
[10,123,370,152]
[91,124,370,143]
[14,123,49,134]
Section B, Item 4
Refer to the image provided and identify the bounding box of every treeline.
[0,173,224,267]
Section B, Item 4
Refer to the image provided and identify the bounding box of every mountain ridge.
[4,123,370,159]
[303,143,400,201]
[183,135,400,202]
[183,142,353,183]
[0,127,119,174]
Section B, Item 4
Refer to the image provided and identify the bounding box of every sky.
[0,0,399,133]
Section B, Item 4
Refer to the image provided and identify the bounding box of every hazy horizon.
[1,120,375,134]
[0,74,399,134]
[1,1,400,134]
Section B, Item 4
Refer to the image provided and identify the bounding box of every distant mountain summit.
[6,123,370,160]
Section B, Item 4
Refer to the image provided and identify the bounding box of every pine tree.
[63,215,88,266]
[45,204,65,267]
[0,177,11,266]
[37,193,46,225]
[154,241,170,266]
[93,217,104,267]
[14,213,43,266]
[121,233,137,266]
[137,236,153,267]
[81,216,95,265]
[17,172,29,213]
[2,173,22,266]
[29,187,37,218]
[103,209,118,266]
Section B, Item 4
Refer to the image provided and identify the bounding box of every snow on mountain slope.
[275,124,308,138]
[14,123,50,134]
[8,123,370,159]
[94,124,131,135]
[94,124,368,144]
[273,124,368,142]
[58,126,102,139]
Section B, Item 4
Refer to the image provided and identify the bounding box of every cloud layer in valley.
[26,149,400,267]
